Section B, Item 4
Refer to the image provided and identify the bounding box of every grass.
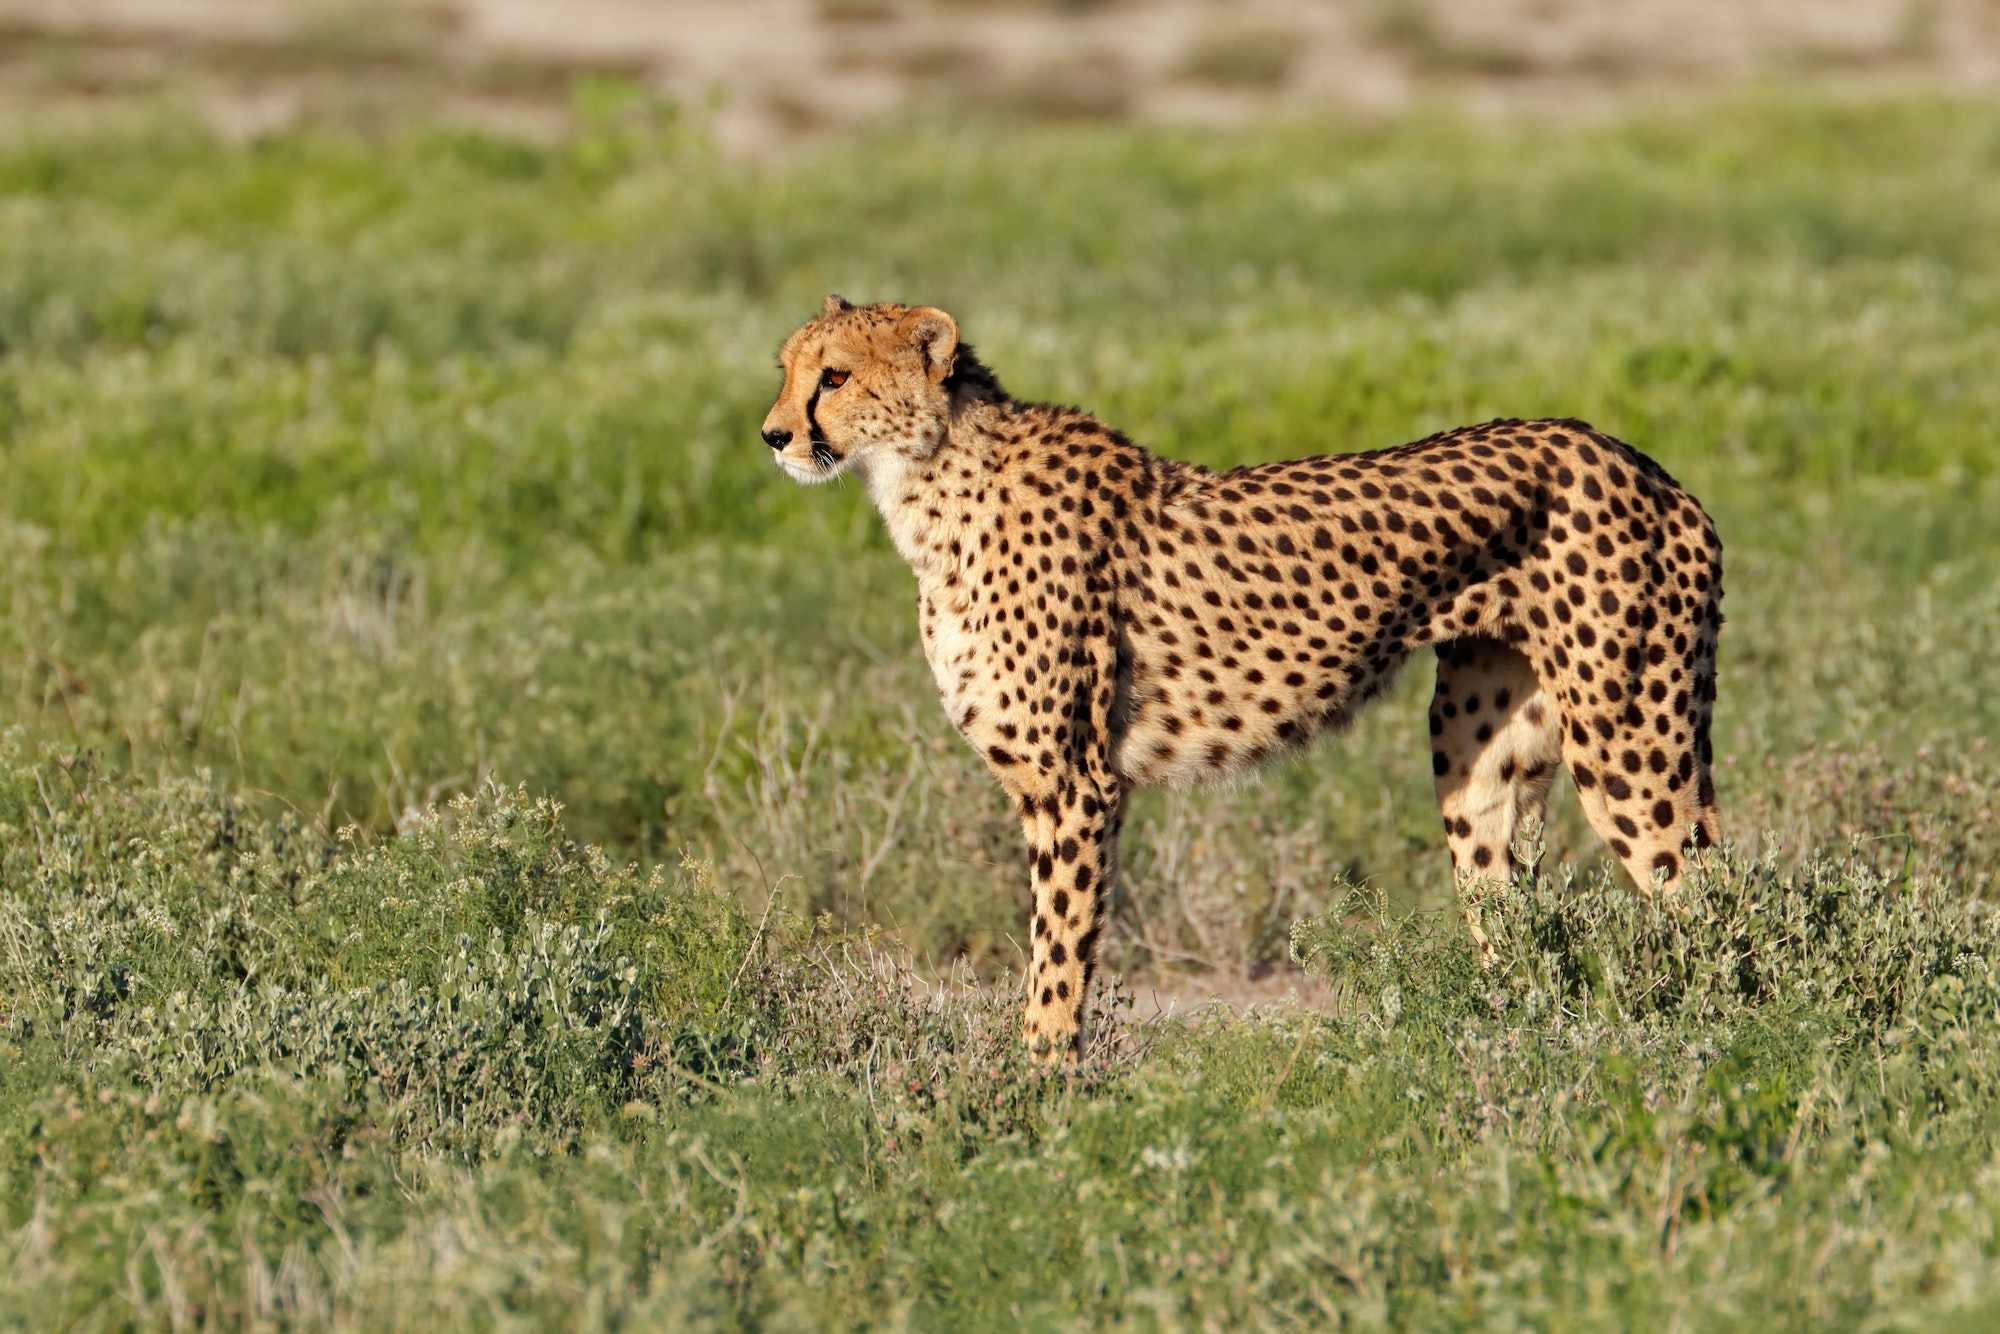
[0,88,1998,1326]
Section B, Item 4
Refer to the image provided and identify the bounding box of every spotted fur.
[763,296,1723,1058]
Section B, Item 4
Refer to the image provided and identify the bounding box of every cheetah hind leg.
[1430,638,1563,964]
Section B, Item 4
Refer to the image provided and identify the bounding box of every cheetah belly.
[1108,632,1379,790]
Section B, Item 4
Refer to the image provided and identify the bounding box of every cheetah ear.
[822,293,854,317]
[902,306,959,384]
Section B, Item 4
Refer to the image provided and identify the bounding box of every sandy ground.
[3,0,1998,149]
[1129,966,1343,1020]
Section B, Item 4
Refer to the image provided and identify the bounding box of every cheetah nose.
[762,427,792,450]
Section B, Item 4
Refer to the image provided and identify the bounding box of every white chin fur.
[775,453,845,485]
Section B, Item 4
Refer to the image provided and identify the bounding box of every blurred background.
[0,0,1996,1000]
[5,0,2000,148]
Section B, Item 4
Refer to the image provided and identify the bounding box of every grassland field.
[2,89,2000,1327]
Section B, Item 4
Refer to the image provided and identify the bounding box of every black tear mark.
[806,384,838,469]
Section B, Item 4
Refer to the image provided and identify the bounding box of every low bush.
[4,748,2000,1325]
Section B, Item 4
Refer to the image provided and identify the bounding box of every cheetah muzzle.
[762,295,1723,1061]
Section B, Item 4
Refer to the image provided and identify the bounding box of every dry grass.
[1177,22,1302,89]
[4,0,1998,149]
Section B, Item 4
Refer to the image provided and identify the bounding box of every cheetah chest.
[917,586,987,721]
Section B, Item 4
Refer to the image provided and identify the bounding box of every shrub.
[0,739,761,1153]
[1292,827,2000,1035]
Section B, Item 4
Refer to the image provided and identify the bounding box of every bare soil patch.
[2,0,1997,147]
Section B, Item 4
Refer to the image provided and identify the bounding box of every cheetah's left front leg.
[1015,773,1128,1061]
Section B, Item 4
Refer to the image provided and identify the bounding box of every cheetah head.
[761,294,960,486]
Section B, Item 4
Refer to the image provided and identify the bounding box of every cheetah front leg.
[1015,774,1128,1061]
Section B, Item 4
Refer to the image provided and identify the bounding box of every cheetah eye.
[819,368,850,391]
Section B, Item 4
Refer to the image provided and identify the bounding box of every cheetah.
[762,296,1723,1058]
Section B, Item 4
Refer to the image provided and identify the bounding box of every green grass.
[1,90,1999,1326]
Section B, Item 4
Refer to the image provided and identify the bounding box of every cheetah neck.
[859,399,1009,581]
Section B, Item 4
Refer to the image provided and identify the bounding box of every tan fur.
[763,298,1723,1059]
